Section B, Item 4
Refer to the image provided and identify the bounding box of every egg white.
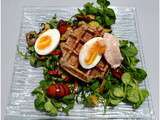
[79,37,103,69]
[35,29,60,55]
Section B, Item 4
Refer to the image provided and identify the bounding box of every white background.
[1,0,159,119]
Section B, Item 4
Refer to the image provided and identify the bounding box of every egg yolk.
[85,40,106,65]
[37,35,52,50]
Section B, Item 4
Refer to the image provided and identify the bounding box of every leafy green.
[132,68,147,81]
[62,103,74,115]
[107,89,123,106]
[104,72,120,90]
[121,72,131,85]
[141,89,149,98]
[77,0,116,27]
[32,87,44,95]
[44,100,54,111]
[128,79,137,88]
[29,55,37,66]
[34,93,46,111]
[97,0,110,7]
[108,90,118,100]
[120,41,138,57]
[120,40,139,68]
[105,71,148,109]
[126,86,149,109]
[110,98,121,106]
[127,87,140,103]
[44,100,57,116]
[90,80,100,91]
[112,86,124,98]
[84,2,98,14]
[27,46,35,53]
[104,76,112,89]
[132,88,149,108]
[39,80,53,89]
[53,102,62,109]
[62,94,75,104]
[47,15,58,29]
[120,40,147,83]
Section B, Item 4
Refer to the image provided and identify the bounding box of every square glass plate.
[5,6,154,120]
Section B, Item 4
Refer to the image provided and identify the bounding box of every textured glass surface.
[5,7,154,120]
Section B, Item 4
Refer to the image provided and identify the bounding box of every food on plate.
[47,83,70,97]
[18,0,149,116]
[84,95,99,107]
[79,37,105,69]
[34,29,60,55]
[60,24,109,82]
[103,33,123,68]
[26,31,38,46]
[111,68,124,79]
[57,20,70,35]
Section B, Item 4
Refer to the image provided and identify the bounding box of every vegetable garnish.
[18,0,149,116]
[76,0,116,27]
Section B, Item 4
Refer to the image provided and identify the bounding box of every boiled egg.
[35,29,60,55]
[79,37,106,69]
[103,33,123,68]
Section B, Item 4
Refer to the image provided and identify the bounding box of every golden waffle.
[60,25,109,82]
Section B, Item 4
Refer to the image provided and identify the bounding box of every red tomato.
[50,50,62,56]
[111,68,123,79]
[47,83,70,97]
[48,70,61,76]
[57,20,69,35]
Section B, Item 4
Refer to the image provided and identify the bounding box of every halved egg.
[35,29,60,55]
[79,37,106,69]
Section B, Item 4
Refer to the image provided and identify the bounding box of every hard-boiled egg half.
[35,29,60,55]
[79,37,106,69]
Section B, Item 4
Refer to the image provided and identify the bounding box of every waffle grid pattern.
[60,25,109,82]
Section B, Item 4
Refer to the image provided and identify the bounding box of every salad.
[18,0,149,116]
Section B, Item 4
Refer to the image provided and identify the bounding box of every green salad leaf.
[34,93,46,111]
[132,88,149,109]
[121,72,131,85]
[127,87,140,103]
[120,41,138,57]
[97,0,110,7]
[62,94,75,104]
[84,2,98,14]
[32,87,44,95]
[77,0,116,27]
[48,15,58,29]
[39,80,53,89]
[110,98,122,106]
[44,100,57,116]
[112,86,124,98]
[132,68,147,81]
[62,102,74,115]
[90,80,100,91]
[120,40,147,82]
